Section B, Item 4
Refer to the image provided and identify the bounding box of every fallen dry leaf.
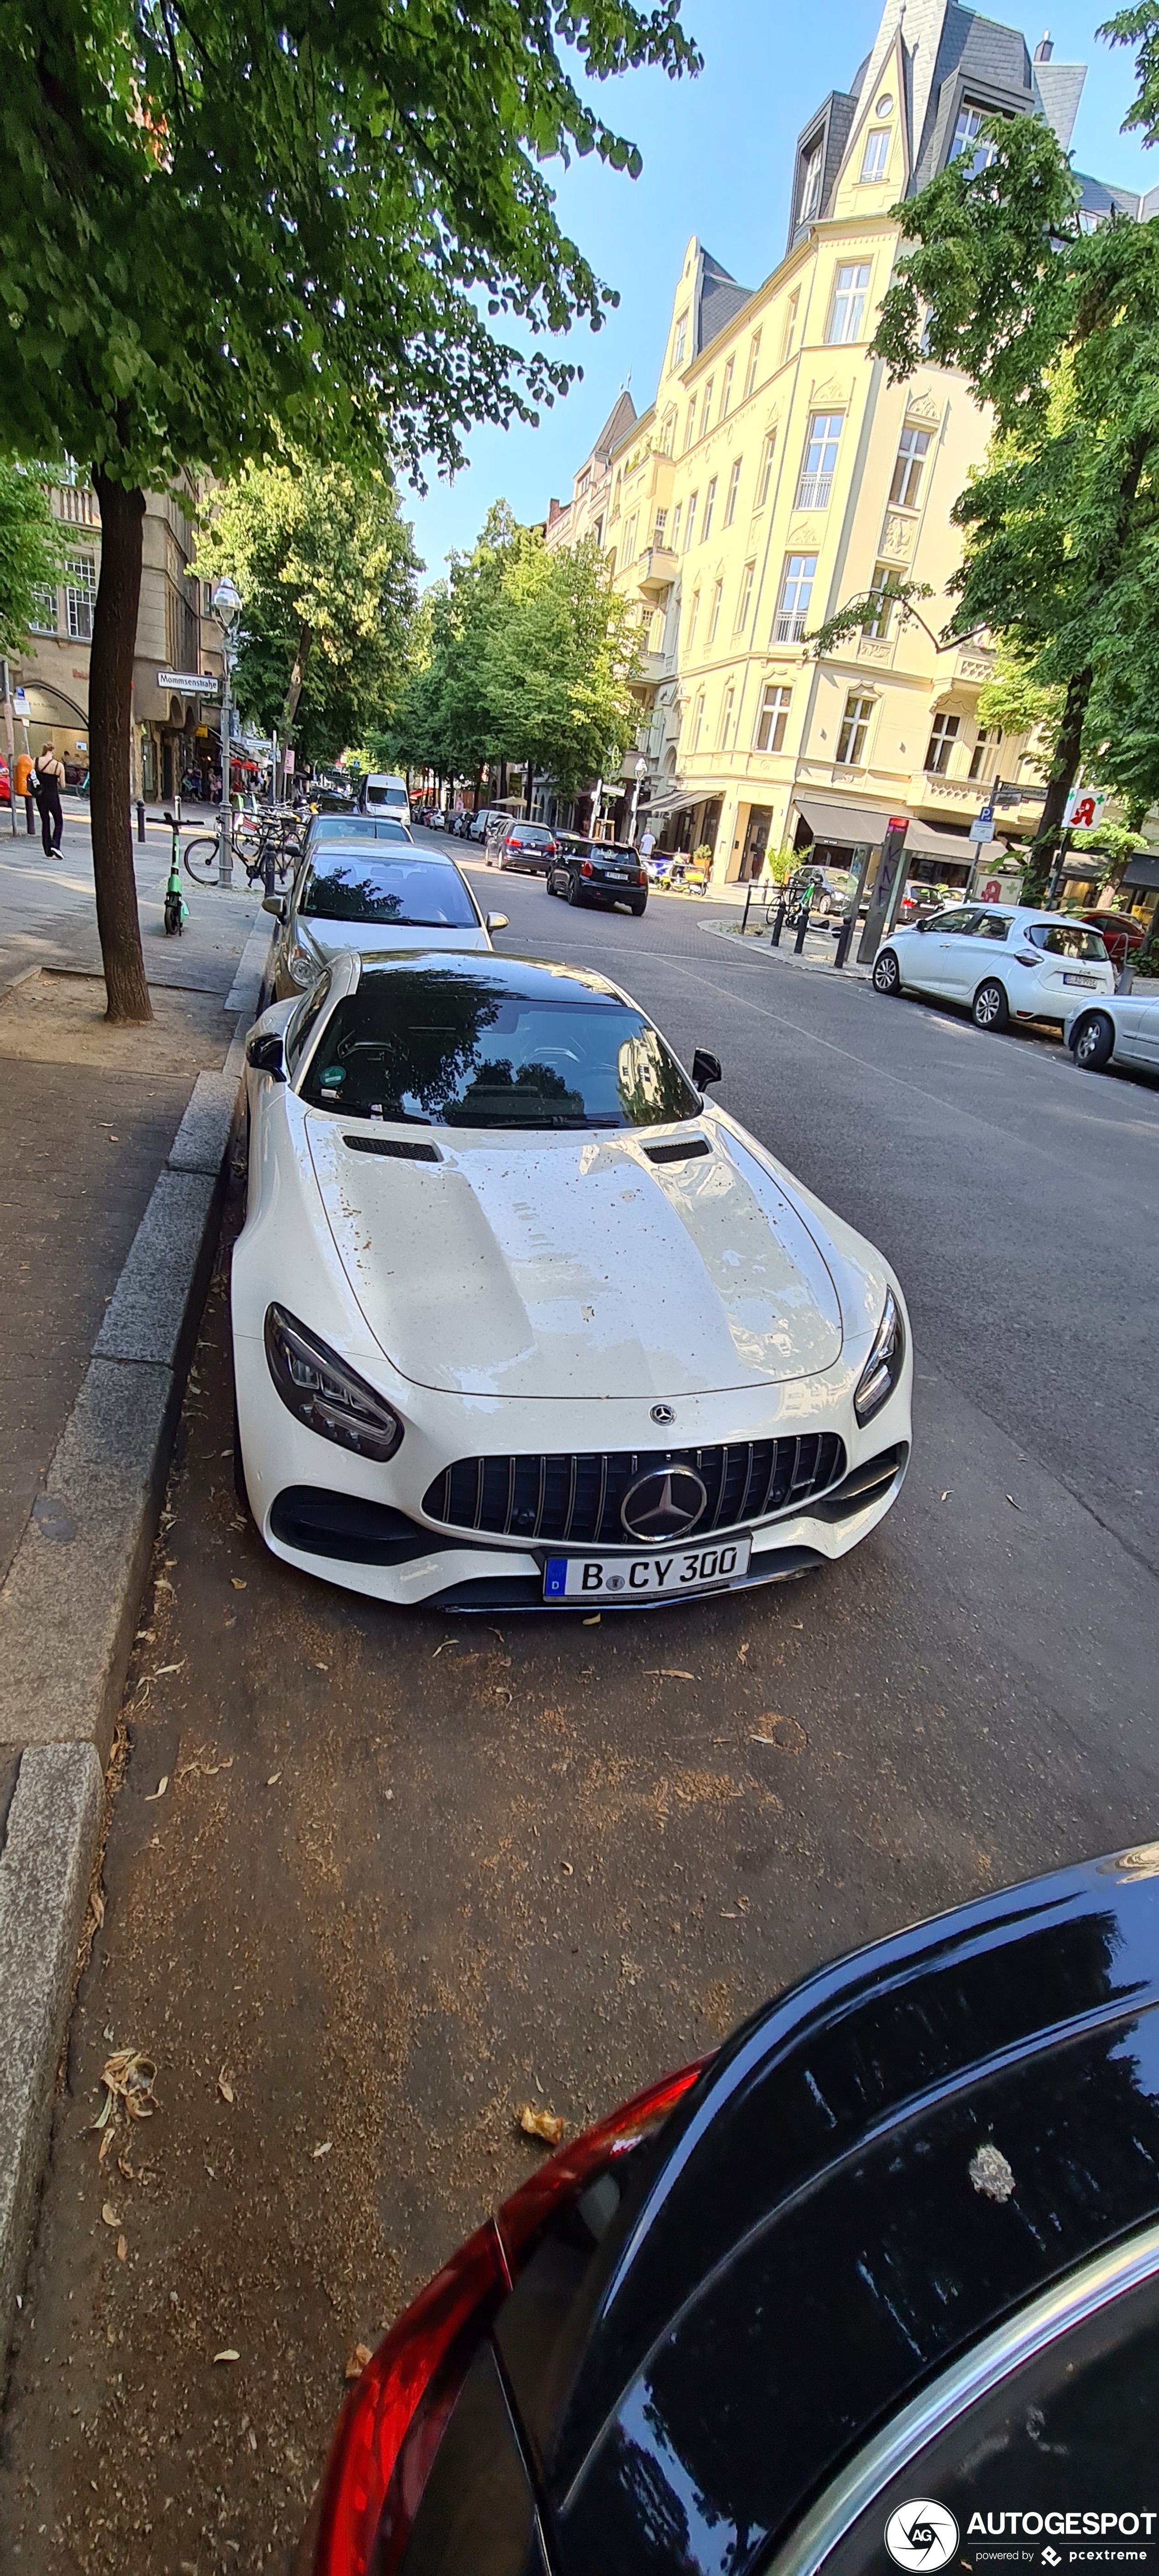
[582,1615,600,1627]
[214,2350,240,2365]
[518,2104,565,2148]
[643,1668,695,1681]
[116,2235,127,2262]
[230,1577,247,1590]
[94,2049,158,2129]
[217,2069,235,2106]
[345,2343,373,2382]
[266,1771,282,1786]
[144,1775,168,1801]
[312,2139,333,2158]
[560,1860,574,1875]
[101,2202,120,2227]
[90,1885,105,1929]
[152,1661,185,1678]
[177,1754,235,1780]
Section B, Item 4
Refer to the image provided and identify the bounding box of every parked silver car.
[1065,987,1159,1075]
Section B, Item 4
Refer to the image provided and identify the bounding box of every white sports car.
[232,951,912,1612]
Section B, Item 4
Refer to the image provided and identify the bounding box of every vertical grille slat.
[424,1434,846,1543]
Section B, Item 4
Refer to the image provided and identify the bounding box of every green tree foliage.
[872,111,1159,902]
[385,505,642,795]
[0,459,63,655]
[0,0,697,1018]
[196,458,419,768]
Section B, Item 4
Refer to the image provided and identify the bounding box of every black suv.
[546,833,648,916]
[486,818,559,874]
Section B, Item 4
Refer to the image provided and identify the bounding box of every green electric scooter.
[163,810,188,935]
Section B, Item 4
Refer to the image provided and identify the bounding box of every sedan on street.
[233,949,910,1610]
[264,848,506,999]
[872,903,1114,1031]
[294,1838,1159,2576]
[486,817,559,873]
[1065,987,1159,1076]
[301,813,414,862]
[547,833,649,915]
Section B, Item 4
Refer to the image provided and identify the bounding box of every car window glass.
[299,859,477,928]
[1028,923,1108,960]
[806,2259,1159,2576]
[933,910,973,936]
[285,973,332,1075]
[974,913,1011,941]
[298,972,702,1129]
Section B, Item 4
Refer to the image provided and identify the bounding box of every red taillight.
[635,870,647,887]
[506,836,518,848]
[581,859,593,877]
[306,2057,705,2576]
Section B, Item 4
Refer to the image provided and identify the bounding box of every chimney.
[548,497,562,524]
[1034,33,1054,59]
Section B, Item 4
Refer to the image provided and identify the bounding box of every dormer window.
[799,138,824,221]
[952,102,1000,175]
[860,127,890,182]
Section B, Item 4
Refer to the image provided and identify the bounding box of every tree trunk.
[90,476,151,1024]
[1021,665,1091,907]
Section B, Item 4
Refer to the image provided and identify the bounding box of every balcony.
[629,650,669,689]
[793,474,833,513]
[774,613,809,643]
[636,545,679,596]
[53,484,99,527]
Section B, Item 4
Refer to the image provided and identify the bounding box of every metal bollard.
[770,899,786,947]
[833,918,854,971]
[794,908,810,954]
[741,884,754,937]
[136,799,146,843]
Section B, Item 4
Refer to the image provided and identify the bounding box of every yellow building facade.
[546,0,1132,890]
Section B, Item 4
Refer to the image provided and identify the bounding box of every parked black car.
[486,817,559,874]
[297,1842,1159,2574]
[547,832,648,916]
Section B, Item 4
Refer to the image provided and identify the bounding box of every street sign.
[969,802,995,843]
[157,669,219,697]
[12,689,30,720]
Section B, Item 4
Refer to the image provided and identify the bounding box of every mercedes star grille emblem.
[621,1466,708,1544]
[650,1403,676,1426]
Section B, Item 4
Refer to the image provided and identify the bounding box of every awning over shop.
[903,817,1005,867]
[1122,853,1159,890]
[792,795,895,848]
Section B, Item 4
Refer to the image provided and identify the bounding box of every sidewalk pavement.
[0,797,271,2381]
[702,911,873,979]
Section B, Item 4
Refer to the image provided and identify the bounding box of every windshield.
[298,974,702,1129]
[559,840,636,863]
[308,817,410,843]
[299,859,477,928]
[1028,922,1108,960]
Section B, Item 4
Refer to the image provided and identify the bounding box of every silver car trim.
[764,2218,1159,2576]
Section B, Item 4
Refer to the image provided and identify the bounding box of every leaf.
[345,2342,373,2380]
[116,2235,127,2262]
[217,2068,235,2105]
[214,2350,241,2365]
[517,2104,564,2147]
[230,1578,247,1591]
[643,1669,695,1680]
[266,1771,281,1785]
[312,2139,333,2158]
[144,1775,168,1801]
[101,2201,120,2227]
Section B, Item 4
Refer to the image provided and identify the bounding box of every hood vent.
[642,1136,711,1166]
[343,1134,441,1164]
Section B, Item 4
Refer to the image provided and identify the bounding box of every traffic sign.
[157,669,219,697]
[11,688,29,720]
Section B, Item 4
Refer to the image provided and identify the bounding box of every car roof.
[556,832,637,855]
[352,950,626,1005]
[306,818,414,844]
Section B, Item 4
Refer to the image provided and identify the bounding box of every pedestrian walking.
[33,744,66,856]
[13,747,36,834]
[638,825,656,864]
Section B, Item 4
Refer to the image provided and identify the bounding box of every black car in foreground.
[296,1843,1159,2575]
[547,834,648,916]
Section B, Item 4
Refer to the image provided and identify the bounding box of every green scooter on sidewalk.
[163,810,189,935]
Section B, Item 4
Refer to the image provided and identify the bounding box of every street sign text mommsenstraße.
[157,670,219,697]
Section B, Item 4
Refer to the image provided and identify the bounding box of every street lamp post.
[629,754,648,848]
[212,577,241,887]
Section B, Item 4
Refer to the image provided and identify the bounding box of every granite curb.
[0,914,272,2386]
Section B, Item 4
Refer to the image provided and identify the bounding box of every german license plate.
[604,872,628,883]
[1064,972,1098,987]
[543,1537,751,1603]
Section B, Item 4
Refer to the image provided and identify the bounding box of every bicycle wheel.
[183,835,219,883]
[233,823,263,862]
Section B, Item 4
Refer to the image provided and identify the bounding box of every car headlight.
[264,1305,404,1461]
[854,1288,905,1425]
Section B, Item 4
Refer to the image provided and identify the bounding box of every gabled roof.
[696,251,754,357]
[589,389,636,467]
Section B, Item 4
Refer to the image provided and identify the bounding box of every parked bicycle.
[183,806,302,889]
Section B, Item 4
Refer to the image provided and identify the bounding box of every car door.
[908,908,974,996]
[1128,994,1159,1067]
[955,905,1013,1002]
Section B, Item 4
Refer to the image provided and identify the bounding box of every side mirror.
[693,1048,722,1089]
[262,894,288,921]
[246,1030,287,1082]
[486,912,509,932]
[914,916,930,932]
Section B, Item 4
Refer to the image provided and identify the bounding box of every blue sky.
[402,0,1155,583]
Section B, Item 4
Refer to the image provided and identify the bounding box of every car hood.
[299,916,490,964]
[304,1118,844,1398]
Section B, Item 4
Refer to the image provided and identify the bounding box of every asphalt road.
[2,851,1157,2574]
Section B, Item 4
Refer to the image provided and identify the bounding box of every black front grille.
[422,1434,846,1546]
[343,1135,441,1162]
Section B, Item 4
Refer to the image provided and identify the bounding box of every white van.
[360,772,411,826]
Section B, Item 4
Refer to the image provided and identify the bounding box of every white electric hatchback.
[872,903,1114,1031]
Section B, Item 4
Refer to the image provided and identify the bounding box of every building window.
[968,724,1001,780]
[925,710,960,773]
[621,513,638,567]
[799,137,824,220]
[690,690,705,749]
[673,312,688,367]
[721,358,735,417]
[611,473,621,521]
[65,553,97,641]
[724,458,743,527]
[795,412,842,512]
[685,400,697,450]
[653,508,668,548]
[862,565,895,640]
[684,492,698,550]
[756,682,791,753]
[836,692,875,765]
[860,127,890,181]
[593,518,604,550]
[952,102,999,175]
[702,476,718,540]
[661,409,677,456]
[827,262,871,344]
[718,683,736,749]
[648,607,665,653]
[781,291,800,363]
[775,554,817,642]
[29,584,57,634]
[708,579,723,644]
[890,423,932,510]
[744,332,762,399]
[576,467,590,497]
[756,433,777,510]
[687,588,700,651]
[734,560,756,632]
[701,378,714,439]
[671,502,682,550]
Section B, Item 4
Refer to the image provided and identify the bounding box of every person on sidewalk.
[33,745,65,857]
[13,748,36,835]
